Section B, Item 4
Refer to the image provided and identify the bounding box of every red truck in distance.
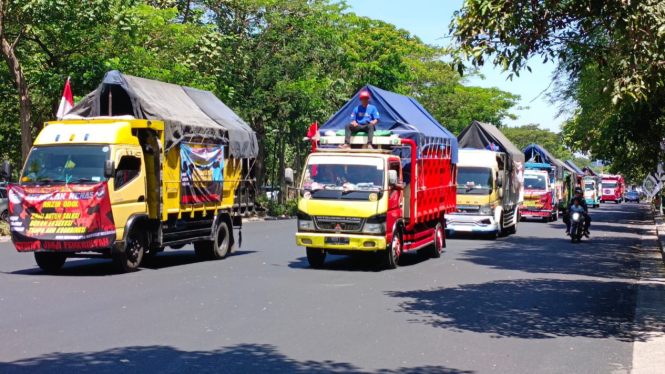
[600,174,625,204]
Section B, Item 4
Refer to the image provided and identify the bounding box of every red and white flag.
[56,77,74,120]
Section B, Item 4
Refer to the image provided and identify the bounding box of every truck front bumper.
[295,232,387,251]
[445,214,498,233]
[520,209,551,217]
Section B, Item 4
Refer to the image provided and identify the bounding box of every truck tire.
[542,216,549,223]
[194,221,230,261]
[429,222,444,258]
[306,247,326,268]
[34,252,67,273]
[113,227,145,273]
[508,211,518,235]
[384,231,402,269]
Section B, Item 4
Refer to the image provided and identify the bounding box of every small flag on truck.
[56,77,74,120]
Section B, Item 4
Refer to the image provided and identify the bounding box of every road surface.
[0,202,663,373]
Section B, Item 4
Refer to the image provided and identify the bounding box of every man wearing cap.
[563,188,592,236]
[340,90,380,149]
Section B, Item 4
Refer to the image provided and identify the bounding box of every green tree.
[449,0,665,180]
[502,124,572,161]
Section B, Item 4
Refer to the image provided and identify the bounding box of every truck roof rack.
[315,148,393,154]
[319,133,402,147]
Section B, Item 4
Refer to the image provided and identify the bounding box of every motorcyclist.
[563,187,591,237]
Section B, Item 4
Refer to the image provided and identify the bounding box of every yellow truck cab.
[4,71,258,273]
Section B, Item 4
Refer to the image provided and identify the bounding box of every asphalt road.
[0,202,659,374]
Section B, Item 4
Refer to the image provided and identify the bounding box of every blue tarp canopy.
[319,85,458,164]
[564,160,585,175]
[523,144,565,179]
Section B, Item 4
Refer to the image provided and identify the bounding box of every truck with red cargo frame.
[292,85,458,269]
[601,174,625,203]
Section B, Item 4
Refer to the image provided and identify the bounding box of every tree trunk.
[0,37,32,162]
[278,134,286,204]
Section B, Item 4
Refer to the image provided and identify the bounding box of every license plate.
[325,237,350,245]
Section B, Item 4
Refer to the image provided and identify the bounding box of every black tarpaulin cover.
[457,121,525,166]
[68,71,258,159]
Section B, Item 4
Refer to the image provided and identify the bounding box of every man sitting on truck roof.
[339,91,379,150]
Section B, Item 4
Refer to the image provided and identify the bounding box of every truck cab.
[447,149,515,237]
[584,177,600,208]
[520,166,558,222]
[601,175,624,203]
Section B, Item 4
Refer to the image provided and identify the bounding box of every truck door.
[109,148,148,237]
[387,159,403,237]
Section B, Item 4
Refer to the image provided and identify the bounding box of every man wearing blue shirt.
[340,91,380,149]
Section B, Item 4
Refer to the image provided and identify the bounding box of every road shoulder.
[631,206,665,374]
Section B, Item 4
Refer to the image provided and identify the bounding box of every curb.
[243,216,295,223]
[651,207,665,263]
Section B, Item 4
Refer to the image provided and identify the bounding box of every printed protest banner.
[8,182,116,252]
[180,144,224,204]
[520,190,553,216]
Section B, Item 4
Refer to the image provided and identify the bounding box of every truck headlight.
[297,211,314,231]
[479,203,495,215]
[299,220,314,231]
[363,223,386,234]
[363,213,386,234]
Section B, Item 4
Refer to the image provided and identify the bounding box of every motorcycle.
[570,212,585,243]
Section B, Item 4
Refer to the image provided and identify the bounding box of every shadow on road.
[0,343,473,374]
[460,234,641,279]
[386,278,665,342]
[5,250,257,276]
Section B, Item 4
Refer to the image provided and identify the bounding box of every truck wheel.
[429,223,444,258]
[113,227,145,273]
[194,221,230,261]
[508,212,518,235]
[1,210,7,222]
[306,247,326,268]
[542,216,549,223]
[384,231,402,269]
[34,252,67,273]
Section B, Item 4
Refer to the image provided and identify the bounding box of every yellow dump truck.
[2,71,258,273]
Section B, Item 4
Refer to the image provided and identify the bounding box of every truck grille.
[314,216,364,232]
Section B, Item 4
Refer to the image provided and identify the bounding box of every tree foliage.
[0,0,521,193]
[449,0,665,180]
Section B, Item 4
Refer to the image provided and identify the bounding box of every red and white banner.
[8,183,116,252]
[56,77,74,120]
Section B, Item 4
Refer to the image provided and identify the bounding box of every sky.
[344,0,563,132]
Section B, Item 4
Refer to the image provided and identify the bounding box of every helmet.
[574,188,583,194]
[359,91,370,99]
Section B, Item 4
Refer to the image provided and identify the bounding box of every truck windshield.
[524,174,547,190]
[21,145,110,184]
[301,157,384,200]
[602,181,618,188]
[457,167,493,195]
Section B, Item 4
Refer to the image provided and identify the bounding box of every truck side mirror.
[284,168,294,185]
[104,160,115,179]
[1,161,11,181]
[496,174,503,188]
[388,170,398,186]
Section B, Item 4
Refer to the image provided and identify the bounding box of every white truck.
[447,121,525,238]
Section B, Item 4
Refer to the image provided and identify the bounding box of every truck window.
[524,175,547,190]
[602,181,618,188]
[115,156,141,190]
[457,167,493,195]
